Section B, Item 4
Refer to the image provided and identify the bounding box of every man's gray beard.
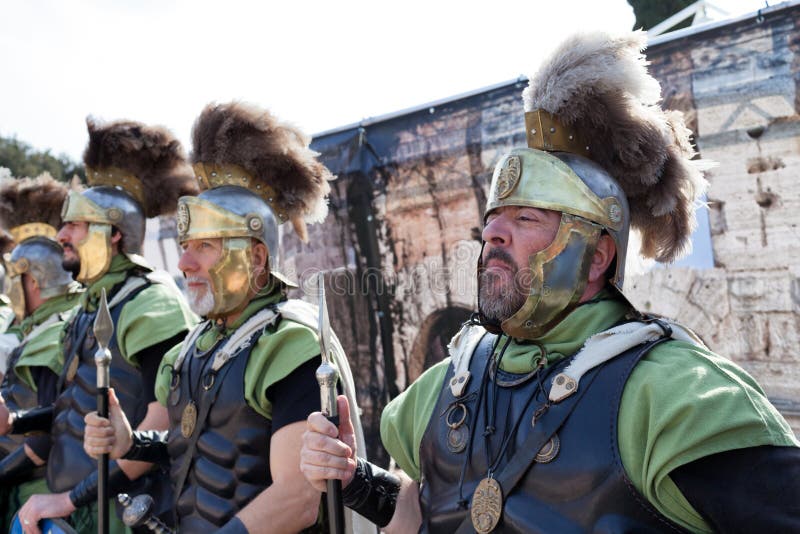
[478,269,527,324]
[186,278,216,317]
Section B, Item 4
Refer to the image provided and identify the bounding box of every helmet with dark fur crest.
[178,101,333,318]
[481,31,710,340]
[61,118,198,283]
[0,173,75,321]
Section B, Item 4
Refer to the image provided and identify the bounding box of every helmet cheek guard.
[481,148,629,340]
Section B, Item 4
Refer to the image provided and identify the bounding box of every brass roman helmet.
[178,102,333,319]
[62,118,197,284]
[0,173,74,321]
[480,31,709,339]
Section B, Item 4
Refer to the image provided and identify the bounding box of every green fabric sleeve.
[116,281,198,366]
[619,339,800,533]
[244,318,321,420]
[380,359,451,481]
[14,319,66,391]
[155,342,183,406]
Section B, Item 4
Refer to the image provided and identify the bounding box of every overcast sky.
[0,0,770,161]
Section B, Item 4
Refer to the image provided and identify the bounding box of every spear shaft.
[94,288,114,534]
[316,273,345,534]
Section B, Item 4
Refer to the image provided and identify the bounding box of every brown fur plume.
[191,102,333,232]
[83,117,198,217]
[523,31,708,262]
[0,230,13,255]
[0,172,68,231]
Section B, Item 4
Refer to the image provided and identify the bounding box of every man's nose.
[56,226,68,244]
[177,250,196,273]
[482,215,510,245]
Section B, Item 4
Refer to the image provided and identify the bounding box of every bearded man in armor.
[0,174,83,526]
[83,102,371,533]
[300,31,800,533]
[10,119,198,534]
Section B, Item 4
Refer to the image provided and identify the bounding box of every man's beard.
[186,277,216,317]
[478,248,528,324]
[61,244,80,278]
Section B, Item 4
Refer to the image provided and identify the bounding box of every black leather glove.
[69,460,132,508]
[10,406,53,434]
[122,430,170,465]
[342,457,401,528]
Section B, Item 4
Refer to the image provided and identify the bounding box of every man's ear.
[588,234,616,284]
[252,241,269,272]
[110,227,122,246]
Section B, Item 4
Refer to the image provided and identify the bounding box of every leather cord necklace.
[180,322,224,439]
[471,339,549,533]
[455,335,503,509]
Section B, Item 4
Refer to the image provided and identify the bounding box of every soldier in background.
[0,174,82,526]
[0,225,20,377]
[84,102,372,533]
[10,119,198,534]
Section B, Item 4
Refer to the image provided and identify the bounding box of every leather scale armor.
[48,275,160,498]
[419,333,687,533]
[166,325,272,530]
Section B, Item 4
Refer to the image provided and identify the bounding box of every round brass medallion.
[535,434,561,463]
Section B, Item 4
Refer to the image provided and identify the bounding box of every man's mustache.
[483,247,518,271]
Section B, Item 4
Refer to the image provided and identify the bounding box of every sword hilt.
[118,493,175,534]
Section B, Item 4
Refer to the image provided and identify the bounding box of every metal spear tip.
[317,272,332,364]
[93,287,113,351]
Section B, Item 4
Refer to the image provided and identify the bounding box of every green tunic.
[155,284,320,419]
[12,283,83,391]
[380,294,799,533]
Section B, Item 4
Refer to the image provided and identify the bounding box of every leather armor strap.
[122,430,170,465]
[56,274,150,395]
[68,460,132,508]
[10,405,54,434]
[454,336,667,534]
[342,457,401,528]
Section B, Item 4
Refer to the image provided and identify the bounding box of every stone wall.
[291,3,800,462]
[626,5,800,431]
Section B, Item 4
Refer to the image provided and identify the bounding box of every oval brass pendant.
[535,434,560,463]
[447,425,469,453]
[181,401,197,438]
[471,477,503,533]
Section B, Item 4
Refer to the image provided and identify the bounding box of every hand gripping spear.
[94,288,113,534]
[316,272,345,534]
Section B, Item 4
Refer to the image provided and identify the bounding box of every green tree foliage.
[628,0,695,31]
[0,136,84,182]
